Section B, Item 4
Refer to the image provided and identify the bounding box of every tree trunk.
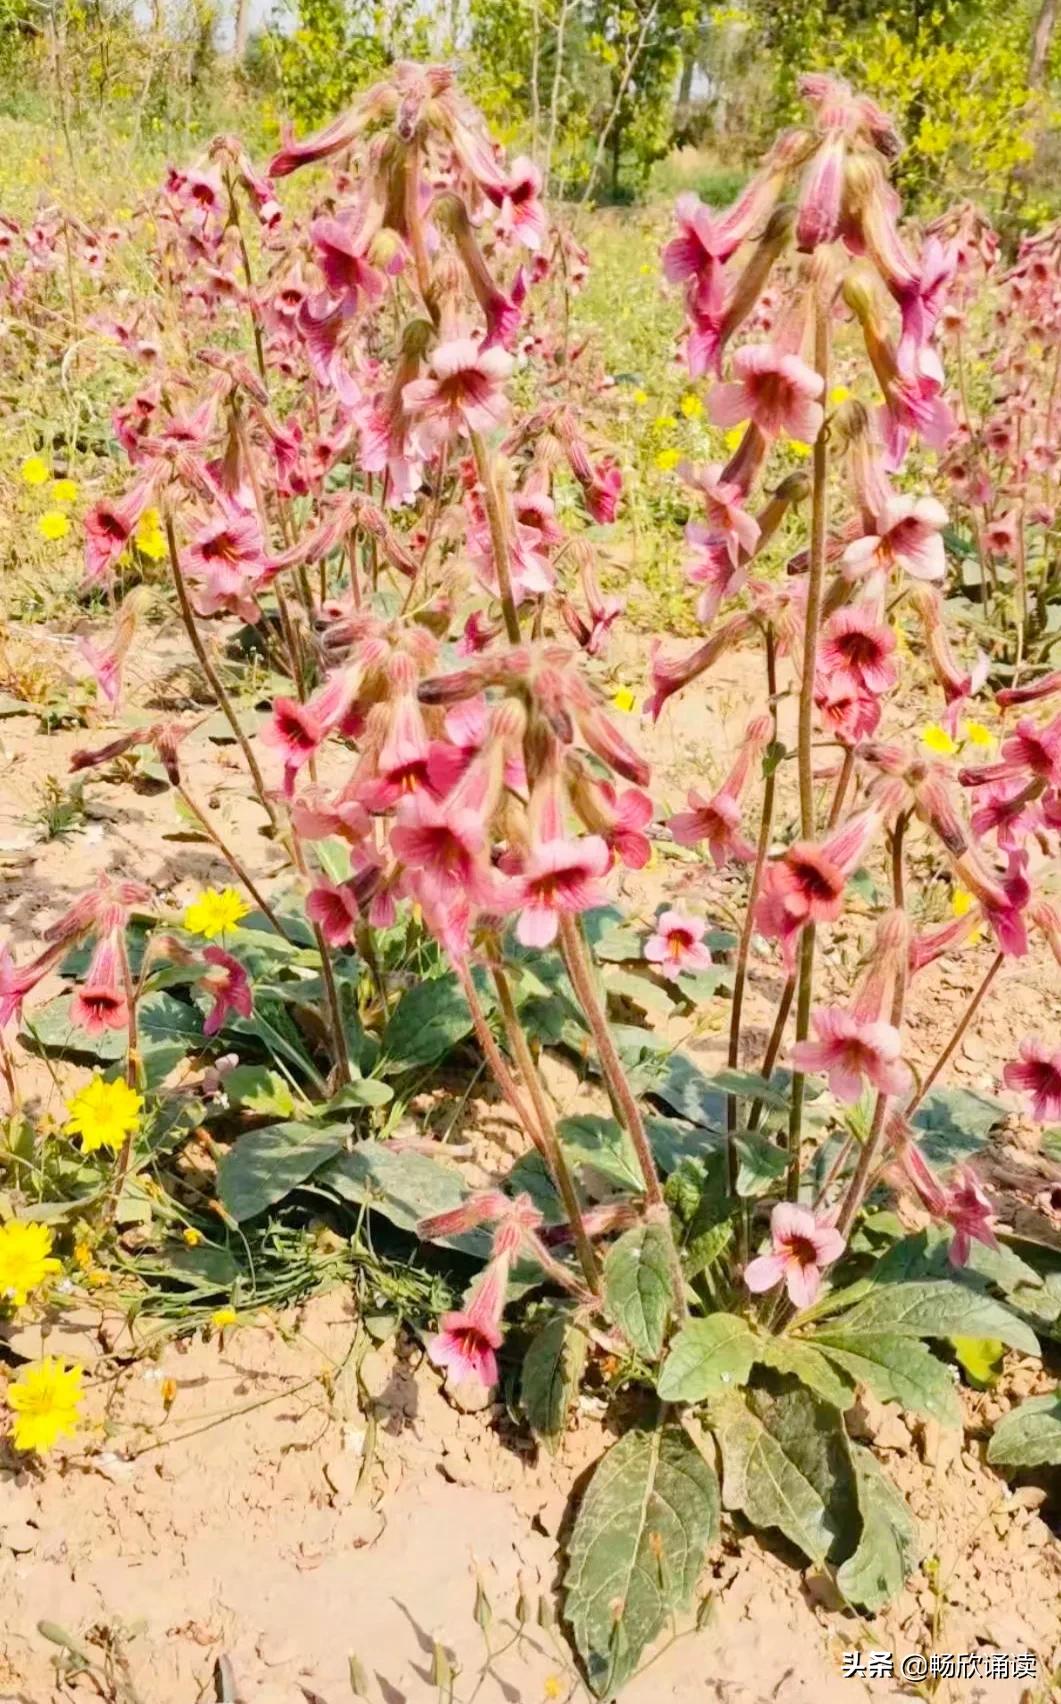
[233,0,250,64]
[1030,0,1057,86]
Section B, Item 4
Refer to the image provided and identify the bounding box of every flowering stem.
[469,432,521,645]
[785,293,831,1201]
[826,747,855,831]
[558,914,687,1318]
[726,626,778,1197]
[906,949,1004,1117]
[746,972,795,1135]
[175,784,294,944]
[490,965,601,1296]
[163,510,278,833]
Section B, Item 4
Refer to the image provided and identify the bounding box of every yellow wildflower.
[828,385,851,405]
[0,1222,62,1307]
[652,414,677,431]
[611,687,637,713]
[785,438,812,459]
[962,719,996,749]
[134,506,167,561]
[7,1358,84,1453]
[161,1376,178,1409]
[543,1679,564,1702]
[952,886,984,943]
[211,1306,238,1329]
[680,393,703,419]
[183,887,249,938]
[722,425,744,452]
[632,388,649,405]
[51,478,78,504]
[20,455,49,486]
[655,447,681,472]
[37,510,70,541]
[921,724,958,757]
[64,1076,143,1155]
[182,1227,203,1247]
[638,262,653,275]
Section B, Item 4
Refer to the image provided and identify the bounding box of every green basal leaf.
[380,973,475,1071]
[712,1390,840,1566]
[986,1393,1061,1470]
[319,1141,492,1260]
[812,1330,962,1427]
[219,1121,347,1222]
[837,1446,920,1612]
[565,1423,719,1697]
[753,1337,855,1411]
[222,1064,301,1119]
[911,1086,1005,1168]
[685,1220,733,1284]
[657,1314,756,1402]
[521,1315,587,1445]
[734,1131,787,1197]
[603,1224,675,1359]
[830,1280,1039,1355]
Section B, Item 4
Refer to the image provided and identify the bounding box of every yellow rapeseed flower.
[134,507,167,561]
[785,438,812,459]
[211,1306,238,1329]
[921,723,958,757]
[680,393,703,419]
[962,719,996,749]
[183,887,249,938]
[0,1222,62,1307]
[20,455,49,486]
[828,385,851,405]
[655,447,681,472]
[722,425,744,452]
[64,1076,143,1155]
[611,687,637,713]
[51,478,78,503]
[37,510,70,541]
[653,413,677,431]
[7,1357,84,1453]
[182,1227,202,1247]
[951,886,984,943]
[632,388,649,405]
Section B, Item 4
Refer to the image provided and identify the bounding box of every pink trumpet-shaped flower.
[1003,1037,1061,1123]
[670,786,757,865]
[843,495,948,582]
[483,157,547,251]
[200,946,252,1036]
[944,1167,999,1268]
[391,791,507,910]
[643,909,712,981]
[83,480,155,583]
[792,1007,912,1103]
[70,931,129,1036]
[428,1256,509,1388]
[708,344,825,444]
[682,461,760,564]
[818,606,898,695]
[402,338,512,453]
[305,880,360,948]
[0,941,65,1029]
[514,835,610,948]
[744,1202,845,1308]
[309,216,385,315]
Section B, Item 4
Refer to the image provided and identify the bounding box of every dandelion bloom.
[643,909,713,980]
[21,455,49,486]
[0,1222,62,1307]
[7,1357,84,1453]
[38,510,70,541]
[428,1259,508,1388]
[1003,1038,1061,1123]
[211,1305,238,1329]
[183,888,250,938]
[708,344,825,444]
[744,1203,845,1308]
[65,1075,143,1154]
[792,1007,912,1103]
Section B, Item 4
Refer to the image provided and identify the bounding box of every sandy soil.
[0,619,1059,1702]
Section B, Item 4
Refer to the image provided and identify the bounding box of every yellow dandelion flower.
[632,388,649,405]
[652,414,677,431]
[37,510,70,542]
[182,1227,202,1247]
[722,425,744,452]
[951,886,984,943]
[921,723,958,757]
[211,1306,237,1329]
[828,385,851,406]
[0,1222,62,1308]
[785,438,812,459]
[611,686,637,713]
[20,455,49,486]
[51,478,78,504]
[7,1357,84,1453]
[64,1075,142,1155]
[655,447,681,472]
[962,719,996,749]
[183,887,249,938]
[134,507,167,561]
[680,393,703,419]
[543,1678,564,1702]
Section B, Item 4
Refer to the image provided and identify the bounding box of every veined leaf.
[987,1394,1061,1470]
[521,1315,587,1445]
[837,1446,920,1612]
[603,1224,675,1359]
[565,1423,719,1697]
[813,1331,962,1427]
[753,1337,855,1411]
[832,1280,1039,1355]
[380,974,474,1071]
[219,1121,345,1222]
[657,1315,756,1402]
[712,1392,837,1565]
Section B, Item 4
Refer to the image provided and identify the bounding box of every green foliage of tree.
[266,0,432,130]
